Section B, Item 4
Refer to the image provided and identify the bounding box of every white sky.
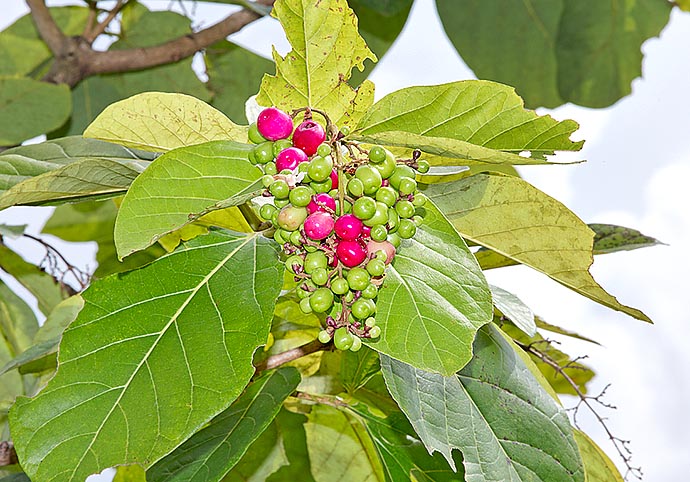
[1,0,690,480]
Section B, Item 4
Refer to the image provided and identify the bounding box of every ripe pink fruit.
[330,170,339,189]
[304,212,334,240]
[367,240,396,264]
[336,240,367,267]
[257,107,293,141]
[307,193,336,214]
[276,147,308,171]
[334,214,363,241]
[361,225,371,238]
[293,120,326,156]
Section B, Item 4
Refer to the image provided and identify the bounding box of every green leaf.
[381,324,584,480]
[265,409,315,482]
[348,0,413,87]
[114,140,261,258]
[305,404,385,482]
[0,245,66,316]
[9,230,284,482]
[206,41,274,123]
[591,223,663,254]
[221,422,288,482]
[490,284,536,337]
[573,430,624,482]
[535,317,600,345]
[341,347,381,394]
[353,80,583,165]
[352,407,464,482]
[84,92,247,152]
[436,0,671,109]
[0,474,30,482]
[269,298,323,377]
[113,464,146,482]
[148,367,301,482]
[256,0,377,127]
[368,200,492,376]
[0,225,25,240]
[0,136,155,208]
[0,280,39,367]
[0,77,71,146]
[425,173,651,322]
[0,296,83,377]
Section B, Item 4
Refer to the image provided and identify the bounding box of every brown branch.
[0,441,17,467]
[82,2,98,39]
[85,1,274,76]
[254,338,333,374]
[25,0,68,55]
[84,0,127,44]
[516,340,643,480]
[21,234,90,293]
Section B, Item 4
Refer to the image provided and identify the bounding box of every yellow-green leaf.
[84,92,247,152]
[574,430,624,482]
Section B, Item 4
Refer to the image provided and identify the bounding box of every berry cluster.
[250,107,429,352]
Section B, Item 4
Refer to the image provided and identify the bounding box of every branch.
[254,338,333,374]
[516,340,643,480]
[85,1,274,76]
[25,0,67,55]
[21,234,91,293]
[84,0,127,44]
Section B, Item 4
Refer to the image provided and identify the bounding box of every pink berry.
[367,240,396,264]
[330,170,339,189]
[336,240,367,267]
[293,120,326,156]
[257,107,293,141]
[276,147,308,171]
[334,214,363,241]
[307,193,336,214]
[304,212,334,240]
[361,225,371,238]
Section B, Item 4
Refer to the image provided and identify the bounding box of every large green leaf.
[256,0,377,127]
[367,200,492,376]
[9,230,284,482]
[341,347,381,394]
[0,245,66,316]
[114,140,261,258]
[425,173,651,322]
[148,367,301,482]
[0,77,71,146]
[84,92,247,152]
[206,41,274,123]
[573,430,624,482]
[305,404,385,482]
[353,80,583,165]
[436,0,671,109]
[381,324,584,480]
[0,136,155,208]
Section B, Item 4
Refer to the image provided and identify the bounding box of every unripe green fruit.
[248,123,267,144]
[376,186,398,207]
[340,125,351,137]
[350,335,362,352]
[412,193,427,207]
[304,251,328,274]
[351,298,373,319]
[261,175,274,188]
[374,250,388,263]
[318,330,332,344]
[259,203,277,221]
[398,177,417,195]
[347,267,370,291]
[387,207,400,233]
[343,290,355,303]
[299,297,313,313]
[310,288,334,313]
[361,283,378,299]
[273,229,286,244]
[366,259,386,277]
[269,179,290,199]
[311,178,332,193]
[347,178,365,198]
[273,139,293,157]
[417,160,430,173]
[365,317,377,328]
[370,224,388,242]
[331,277,349,295]
[333,327,354,350]
[353,197,377,220]
[263,162,277,175]
[374,151,397,179]
[289,230,303,246]
[254,141,275,164]
[277,205,308,231]
[274,198,289,208]
[368,325,381,338]
[298,280,316,298]
[363,201,389,227]
[312,267,329,286]
[388,165,416,189]
[388,232,401,248]
[285,255,304,274]
[289,186,314,207]
[317,143,332,157]
[368,145,386,163]
[395,200,415,219]
[308,156,334,182]
[355,165,383,196]
[397,218,417,239]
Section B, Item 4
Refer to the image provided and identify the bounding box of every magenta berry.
[276,147,308,171]
[334,214,363,241]
[330,170,339,189]
[257,107,294,141]
[293,120,326,156]
[307,193,336,214]
[336,240,367,267]
[361,225,371,238]
[304,212,335,240]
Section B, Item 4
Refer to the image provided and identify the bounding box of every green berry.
[355,165,383,196]
[289,230,303,246]
[351,298,373,319]
[248,149,259,165]
[398,177,417,195]
[388,165,416,189]
[368,146,386,164]
[297,280,315,298]
[317,143,332,157]
[416,160,430,173]
[311,178,333,193]
[374,151,397,179]
[412,215,424,225]
[343,290,355,303]
[376,186,398,207]
[312,267,329,286]
[331,277,349,295]
[259,203,277,221]
[347,178,365,197]
[370,224,388,242]
[248,123,267,144]
[365,317,376,328]
[310,287,334,313]
[347,267,370,291]
[304,251,328,274]
[261,175,274,188]
[397,218,417,239]
[299,297,313,313]
[361,283,378,299]
[333,326,353,350]
[366,259,386,277]
[340,125,351,137]
[318,330,332,344]
[374,250,388,263]
[273,229,286,244]
[368,325,381,338]
[388,232,401,248]
[395,200,415,219]
[269,179,290,199]
[253,141,275,164]
[274,198,289,208]
[273,139,293,157]
[387,207,400,233]
[263,162,277,175]
[353,197,377,220]
[285,255,304,274]
[350,336,362,352]
[363,201,389,227]
[290,185,314,207]
[412,193,427,207]
[308,156,334,182]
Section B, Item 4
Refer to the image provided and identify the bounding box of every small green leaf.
[206,41,274,123]
[353,80,583,164]
[0,77,71,146]
[114,140,261,258]
[381,324,584,480]
[425,173,652,322]
[266,410,315,482]
[9,230,284,482]
[573,430,624,482]
[84,92,247,152]
[591,223,663,254]
[148,367,301,482]
[305,404,385,482]
[535,317,600,345]
[0,225,25,239]
[341,347,381,394]
[257,0,377,127]
[368,200,492,376]
[0,245,66,316]
[490,284,536,337]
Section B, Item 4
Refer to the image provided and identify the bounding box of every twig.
[84,0,127,43]
[21,234,91,293]
[254,338,333,374]
[516,340,643,480]
[82,1,98,39]
[25,0,68,55]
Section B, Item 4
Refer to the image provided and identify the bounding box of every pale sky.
[1,1,690,480]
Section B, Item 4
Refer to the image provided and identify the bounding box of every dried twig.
[21,233,91,293]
